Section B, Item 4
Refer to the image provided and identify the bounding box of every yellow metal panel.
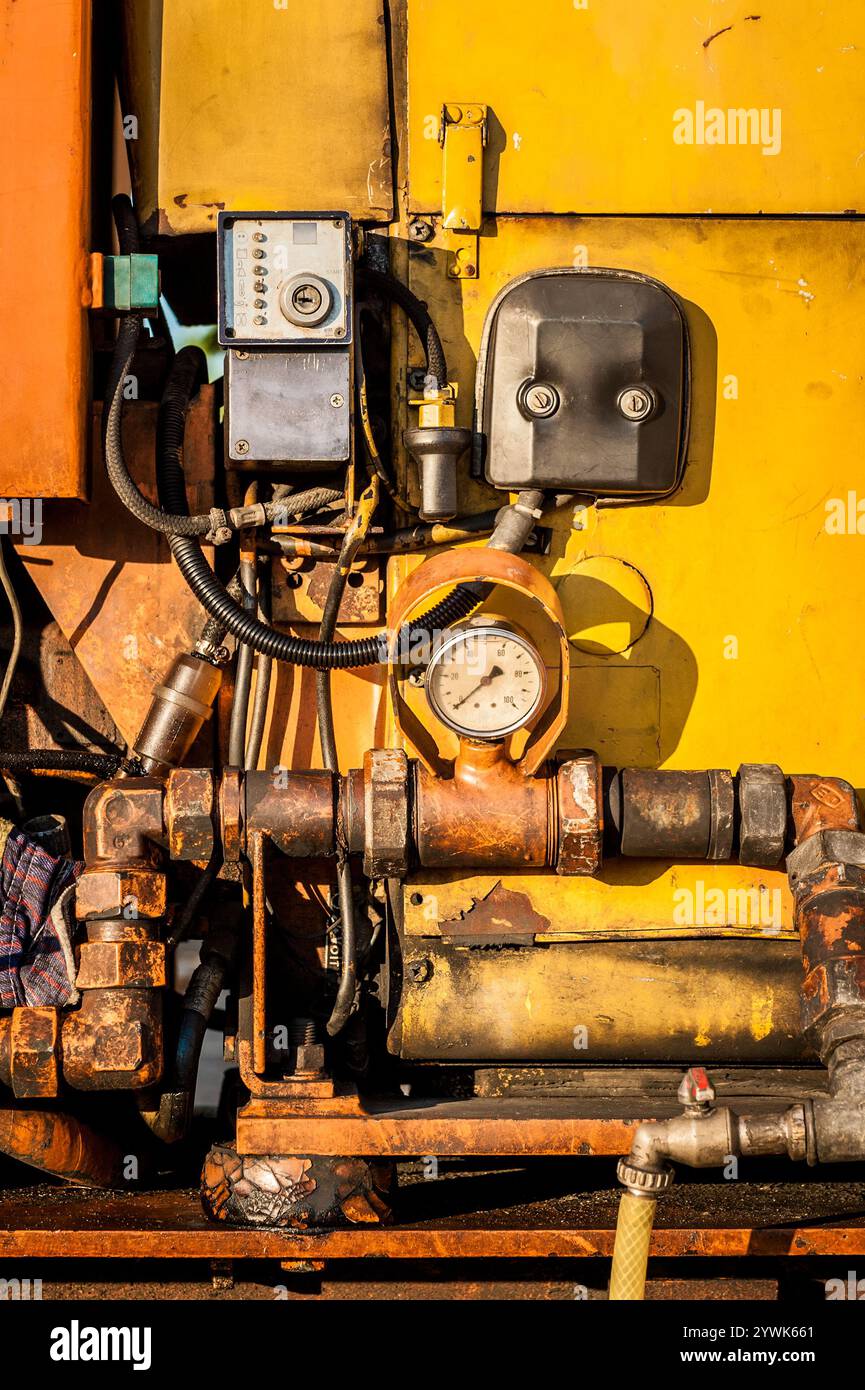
[408,217,865,794]
[407,0,865,214]
[130,0,393,234]
[403,867,796,940]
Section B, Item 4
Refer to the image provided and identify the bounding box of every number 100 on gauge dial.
[425,624,547,740]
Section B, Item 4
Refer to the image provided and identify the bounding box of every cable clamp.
[512,502,543,521]
[229,503,268,531]
[205,508,233,546]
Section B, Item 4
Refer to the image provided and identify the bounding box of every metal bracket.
[440,103,487,279]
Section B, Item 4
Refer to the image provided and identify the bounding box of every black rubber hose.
[156,347,484,667]
[103,198,215,539]
[112,192,140,255]
[228,557,256,767]
[357,268,447,388]
[104,328,213,538]
[0,749,127,778]
[169,528,484,668]
[159,347,465,671]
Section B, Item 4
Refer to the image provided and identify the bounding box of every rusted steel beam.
[1,1193,864,1260]
[234,1108,650,1157]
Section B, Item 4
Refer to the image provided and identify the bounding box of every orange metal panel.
[0,0,91,499]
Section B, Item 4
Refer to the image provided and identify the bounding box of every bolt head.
[617,384,657,422]
[330,393,345,409]
[234,439,249,455]
[519,380,560,420]
[409,218,434,243]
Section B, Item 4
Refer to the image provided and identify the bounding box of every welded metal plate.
[225,350,350,466]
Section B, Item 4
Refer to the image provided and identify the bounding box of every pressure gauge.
[425,623,547,740]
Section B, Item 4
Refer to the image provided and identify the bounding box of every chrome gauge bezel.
[424,623,547,740]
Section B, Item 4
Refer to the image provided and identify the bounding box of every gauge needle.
[451,664,504,710]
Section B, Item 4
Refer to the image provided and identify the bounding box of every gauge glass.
[425,625,546,739]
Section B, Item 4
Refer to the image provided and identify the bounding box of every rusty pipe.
[414,741,555,869]
[0,1104,126,1187]
[244,769,335,857]
[230,763,863,875]
[617,776,865,1213]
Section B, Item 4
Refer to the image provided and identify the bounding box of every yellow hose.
[608,1190,657,1300]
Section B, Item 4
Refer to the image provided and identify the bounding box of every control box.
[218,211,353,466]
[217,212,352,347]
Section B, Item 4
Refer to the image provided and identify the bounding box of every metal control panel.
[217,212,352,347]
[219,211,353,465]
[225,350,350,465]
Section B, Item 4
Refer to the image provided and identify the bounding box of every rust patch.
[439,881,551,942]
[275,558,383,626]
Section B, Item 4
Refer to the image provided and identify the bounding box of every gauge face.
[425,625,546,739]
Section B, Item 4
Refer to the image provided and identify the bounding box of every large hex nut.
[786,830,865,894]
[75,939,167,990]
[10,1006,60,1099]
[738,763,786,867]
[557,753,602,876]
[61,989,162,1090]
[363,749,410,878]
[166,768,215,862]
[75,868,167,922]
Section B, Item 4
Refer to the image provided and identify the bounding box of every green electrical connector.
[102,254,160,311]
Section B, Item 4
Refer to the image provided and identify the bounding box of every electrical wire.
[0,538,23,726]
[318,478,380,1036]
